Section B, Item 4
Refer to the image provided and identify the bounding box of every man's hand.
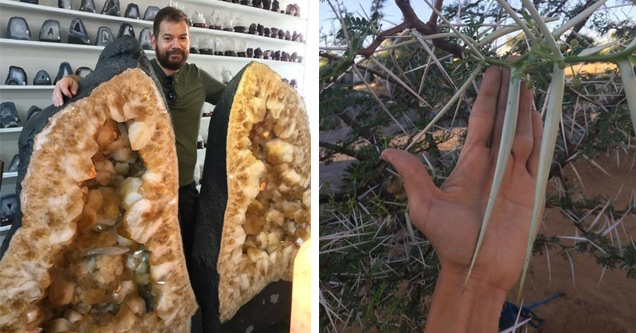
[52,76,79,107]
[382,66,543,332]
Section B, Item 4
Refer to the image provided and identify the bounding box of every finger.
[60,82,73,98]
[71,81,78,95]
[491,66,511,153]
[52,89,62,107]
[526,110,544,177]
[381,149,438,204]
[464,67,502,148]
[511,79,535,162]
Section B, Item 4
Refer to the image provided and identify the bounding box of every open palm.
[383,66,543,291]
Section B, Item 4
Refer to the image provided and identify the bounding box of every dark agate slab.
[240,0,250,5]
[270,27,278,39]
[6,17,31,41]
[237,51,246,58]
[246,48,253,58]
[214,51,223,56]
[96,26,114,46]
[284,30,291,41]
[281,51,290,62]
[58,0,72,9]
[290,79,297,88]
[262,0,271,10]
[0,102,21,128]
[8,155,19,173]
[263,27,270,37]
[252,0,262,8]
[68,18,90,45]
[33,70,51,85]
[271,0,279,12]
[125,3,140,19]
[4,66,27,85]
[234,26,247,33]
[54,62,73,84]
[224,51,237,57]
[248,24,256,35]
[262,50,270,60]
[273,50,281,61]
[139,28,152,50]
[79,0,96,13]
[257,24,264,36]
[277,29,285,39]
[101,0,120,16]
[75,66,93,78]
[254,47,262,58]
[143,6,160,21]
[39,19,61,43]
[26,105,42,122]
[117,23,135,39]
[0,194,19,226]
[19,0,37,4]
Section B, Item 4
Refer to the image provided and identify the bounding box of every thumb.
[381,149,438,205]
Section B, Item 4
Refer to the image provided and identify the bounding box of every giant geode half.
[192,62,310,331]
[0,36,196,332]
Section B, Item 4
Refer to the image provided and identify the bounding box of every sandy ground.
[518,150,636,333]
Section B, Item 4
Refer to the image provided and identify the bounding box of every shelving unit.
[0,0,310,198]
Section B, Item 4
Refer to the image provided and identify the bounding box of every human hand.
[382,66,543,292]
[52,76,79,107]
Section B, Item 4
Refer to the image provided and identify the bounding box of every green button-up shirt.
[150,58,226,186]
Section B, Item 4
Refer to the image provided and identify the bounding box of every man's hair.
[153,7,189,37]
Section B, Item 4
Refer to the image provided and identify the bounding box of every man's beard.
[156,47,188,70]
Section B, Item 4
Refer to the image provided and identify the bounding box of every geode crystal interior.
[5,66,27,86]
[117,23,135,39]
[192,62,310,330]
[68,18,90,45]
[79,0,96,13]
[139,28,152,50]
[124,3,140,19]
[54,62,73,84]
[6,17,31,41]
[34,70,52,85]
[0,102,21,128]
[143,6,160,21]
[39,19,61,43]
[101,0,120,16]
[96,26,115,47]
[0,36,196,332]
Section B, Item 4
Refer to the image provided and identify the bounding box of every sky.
[319,0,636,47]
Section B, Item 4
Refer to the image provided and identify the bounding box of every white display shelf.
[0,39,304,67]
[179,0,308,22]
[0,0,155,26]
[0,85,54,90]
[2,172,17,179]
[0,0,305,48]
[0,127,22,134]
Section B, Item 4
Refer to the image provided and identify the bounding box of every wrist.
[425,267,507,333]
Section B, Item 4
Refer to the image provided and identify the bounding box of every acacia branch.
[359,0,466,58]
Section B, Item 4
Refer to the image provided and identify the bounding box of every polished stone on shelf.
[6,17,31,41]
[4,66,27,85]
[0,102,21,128]
[248,24,257,35]
[79,0,96,13]
[240,0,250,5]
[277,29,285,39]
[284,30,291,41]
[39,19,61,43]
[7,155,19,173]
[262,0,271,10]
[263,27,270,37]
[271,0,279,12]
[254,47,262,58]
[124,3,140,19]
[58,0,72,9]
[19,0,38,4]
[33,70,51,85]
[257,24,264,36]
[281,51,290,62]
[246,48,253,58]
[0,194,19,227]
[95,26,115,46]
[75,67,93,79]
[117,23,135,39]
[273,50,281,61]
[68,18,91,45]
[139,28,152,50]
[290,52,298,62]
[252,0,262,8]
[101,0,121,16]
[270,27,278,39]
[54,62,73,84]
[26,105,42,122]
[143,6,160,21]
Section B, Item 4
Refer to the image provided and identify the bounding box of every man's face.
[152,20,190,71]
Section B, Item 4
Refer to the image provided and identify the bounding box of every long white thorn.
[465,67,522,289]
[618,59,636,136]
[518,64,565,301]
